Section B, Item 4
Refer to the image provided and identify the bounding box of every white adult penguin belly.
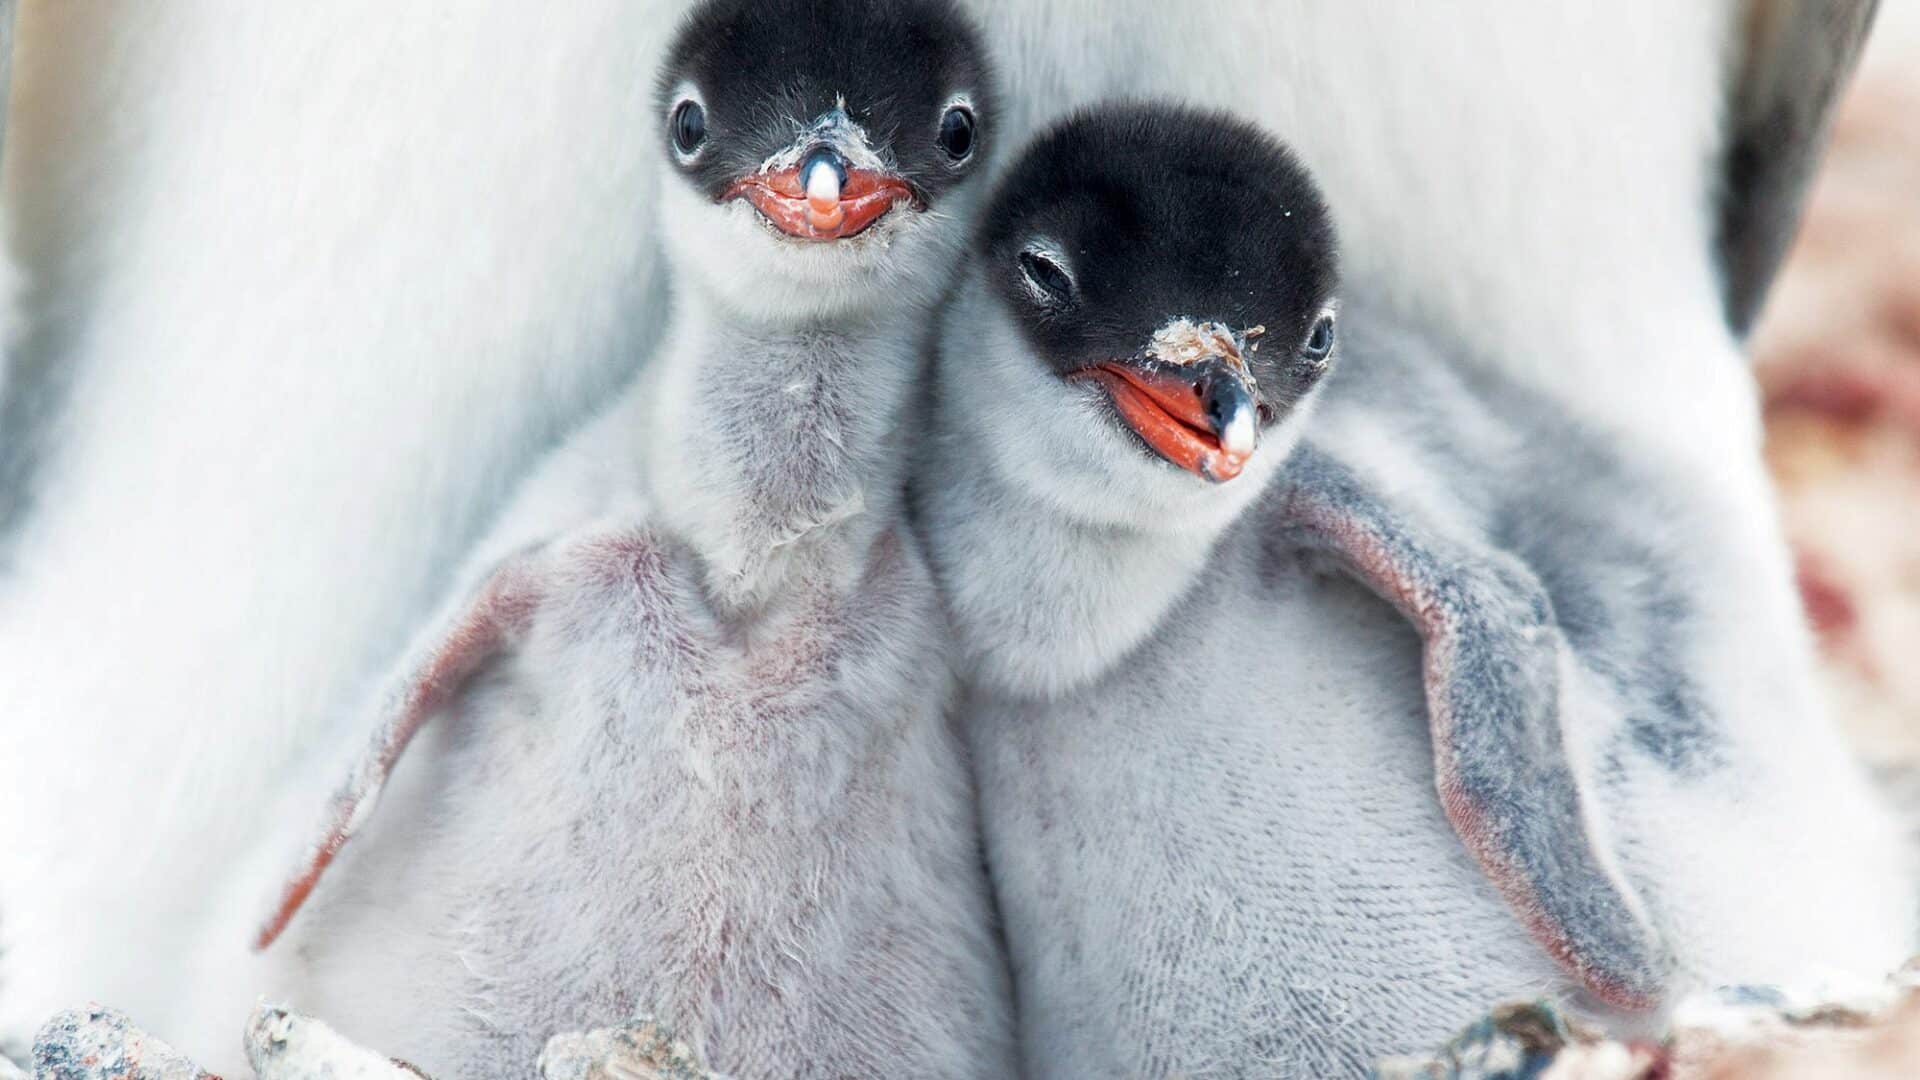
[919,103,1913,1076]
[0,2,680,1056]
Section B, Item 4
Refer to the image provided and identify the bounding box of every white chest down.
[946,312,1917,1077]
[274,517,1006,1080]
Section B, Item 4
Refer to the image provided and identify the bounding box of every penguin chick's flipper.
[1276,449,1674,1010]
[253,556,545,951]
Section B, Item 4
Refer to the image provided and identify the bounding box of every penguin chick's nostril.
[1203,377,1248,432]
[1204,385,1231,428]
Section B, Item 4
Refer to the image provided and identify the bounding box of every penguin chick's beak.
[723,146,919,241]
[1075,356,1258,483]
[1072,321,1262,483]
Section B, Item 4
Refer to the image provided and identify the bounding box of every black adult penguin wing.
[1717,0,1879,336]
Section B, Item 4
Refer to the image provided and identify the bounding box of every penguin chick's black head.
[659,0,993,242]
[980,104,1339,483]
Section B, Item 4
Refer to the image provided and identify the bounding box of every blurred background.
[1755,0,1920,767]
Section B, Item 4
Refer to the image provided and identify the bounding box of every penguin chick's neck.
[647,284,926,615]
[919,393,1258,703]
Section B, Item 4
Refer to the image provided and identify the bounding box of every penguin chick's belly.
[970,549,1569,1079]
[287,526,1010,1080]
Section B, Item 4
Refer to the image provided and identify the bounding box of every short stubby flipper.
[1277,448,1675,1009]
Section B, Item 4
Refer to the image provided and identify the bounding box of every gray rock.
[243,1006,428,1080]
[538,1018,726,1080]
[30,1006,214,1080]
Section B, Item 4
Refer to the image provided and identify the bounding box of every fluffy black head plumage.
[658,0,993,206]
[980,103,1340,400]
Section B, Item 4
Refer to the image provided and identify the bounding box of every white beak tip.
[805,161,842,209]
[1220,407,1256,458]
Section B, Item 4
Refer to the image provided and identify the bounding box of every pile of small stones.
[16,966,1920,1079]
[15,1005,725,1080]
[1376,960,1920,1079]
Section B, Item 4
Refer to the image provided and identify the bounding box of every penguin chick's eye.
[1303,314,1335,358]
[1018,250,1074,307]
[938,106,976,161]
[671,100,707,157]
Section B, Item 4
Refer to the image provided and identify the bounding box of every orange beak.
[1073,357,1259,483]
[723,154,918,241]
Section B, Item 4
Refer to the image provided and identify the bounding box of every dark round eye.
[1303,314,1335,357]
[938,106,976,161]
[1018,250,1074,306]
[671,100,706,156]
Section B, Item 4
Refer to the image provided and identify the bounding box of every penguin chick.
[250,2,1012,1077]
[923,102,1917,1075]
[916,103,1909,1074]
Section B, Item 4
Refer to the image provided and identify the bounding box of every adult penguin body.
[0,2,1879,1068]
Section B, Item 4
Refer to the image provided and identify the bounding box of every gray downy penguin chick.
[916,103,1914,1076]
[246,1,1013,1076]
